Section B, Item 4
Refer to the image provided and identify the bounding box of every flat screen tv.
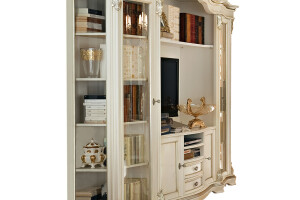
[161,58,179,117]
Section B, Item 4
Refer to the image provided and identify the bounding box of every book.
[76,187,101,197]
[137,4,142,36]
[184,138,202,146]
[124,136,131,166]
[130,135,136,164]
[85,113,106,117]
[75,27,102,33]
[86,110,106,114]
[85,117,106,121]
[136,134,144,163]
[76,17,104,24]
[131,3,137,35]
[84,95,106,99]
[76,8,102,16]
[84,99,106,102]
[83,102,106,106]
[76,13,106,20]
[180,13,205,44]
[85,105,106,109]
[76,22,102,30]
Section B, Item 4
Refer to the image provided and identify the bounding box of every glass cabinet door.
[122,1,151,199]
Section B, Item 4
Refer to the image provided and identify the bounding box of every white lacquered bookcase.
[67,0,238,200]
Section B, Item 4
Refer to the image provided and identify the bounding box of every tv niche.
[161,58,179,117]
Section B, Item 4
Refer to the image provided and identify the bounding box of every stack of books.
[124,134,144,166]
[76,8,105,33]
[124,85,144,122]
[180,13,205,44]
[161,113,173,135]
[83,95,106,124]
[76,187,102,200]
[124,178,147,200]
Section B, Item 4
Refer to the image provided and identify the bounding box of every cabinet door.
[161,136,184,199]
[203,131,215,186]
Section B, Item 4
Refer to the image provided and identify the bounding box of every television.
[161,58,179,117]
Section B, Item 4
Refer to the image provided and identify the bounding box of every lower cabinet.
[161,136,184,199]
[161,128,215,200]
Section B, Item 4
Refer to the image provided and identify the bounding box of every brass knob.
[194,166,199,171]
[194,182,199,187]
[178,163,186,169]
[153,98,161,105]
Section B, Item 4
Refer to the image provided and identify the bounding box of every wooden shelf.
[126,162,149,169]
[184,143,204,150]
[75,32,106,38]
[161,38,213,49]
[124,34,147,39]
[76,123,106,127]
[76,78,106,82]
[124,121,147,125]
[76,168,107,173]
[184,156,205,164]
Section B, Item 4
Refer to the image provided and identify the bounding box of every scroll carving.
[156,0,163,16]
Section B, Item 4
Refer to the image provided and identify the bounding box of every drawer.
[184,161,202,177]
[185,176,202,193]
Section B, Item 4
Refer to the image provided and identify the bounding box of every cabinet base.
[181,175,236,200]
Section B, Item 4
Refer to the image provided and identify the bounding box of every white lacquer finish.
[68,0,237,199]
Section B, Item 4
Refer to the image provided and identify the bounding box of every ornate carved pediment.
[198,0,238,18]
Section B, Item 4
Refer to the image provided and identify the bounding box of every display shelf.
[124,34,147,39]
[184,156,205,164]
[76,123,106,127]
[184,143,204,150]
[126,162,149,169]
[76,78,106,82]
[160,38,214,49]
[75,32,106,38]
[124,78,148,85]
[124,120,147,125]
[76,168,107,173]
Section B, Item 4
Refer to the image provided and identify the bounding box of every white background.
[0,0,300,199]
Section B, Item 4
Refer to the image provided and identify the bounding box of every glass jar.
[80,48,102,78]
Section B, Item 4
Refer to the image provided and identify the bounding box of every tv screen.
[161,58,179,117]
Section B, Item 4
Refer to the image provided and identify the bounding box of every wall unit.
[67,0,238,199]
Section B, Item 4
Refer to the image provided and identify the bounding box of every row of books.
[84,95,106,124]
[124,85,144,122]
[180,13,205,44]
[76,8,105,33]
[123,1,143,35]
[76,187,103,200]
[124,178,147,200]
[124,134,144,166]
[184,147,201,160]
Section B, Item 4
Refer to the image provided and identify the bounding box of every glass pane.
[123,1,150,200]
[74,0,108,199]
[219,24,227,171]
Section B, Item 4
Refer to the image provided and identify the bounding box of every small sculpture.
[178,97,216,129]
[81,138,106,169]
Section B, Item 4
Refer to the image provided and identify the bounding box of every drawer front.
[184,162,201,177]
[185,177,202,193]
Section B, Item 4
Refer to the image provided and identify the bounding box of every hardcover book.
[180,13,205,44]
[76,8,103,16]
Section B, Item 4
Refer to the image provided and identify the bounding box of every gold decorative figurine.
[178,97,216,129]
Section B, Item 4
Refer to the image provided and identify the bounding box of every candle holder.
[80,48,102,78]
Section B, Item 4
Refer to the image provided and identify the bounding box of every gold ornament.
[178,97,216,129]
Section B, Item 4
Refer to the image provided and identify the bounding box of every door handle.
[153,98,161,105]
